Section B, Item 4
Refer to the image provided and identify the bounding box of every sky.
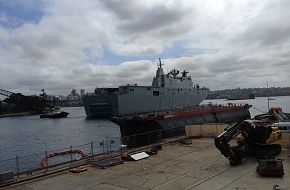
[0,0,290,96]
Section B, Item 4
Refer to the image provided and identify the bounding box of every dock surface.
[3,138,289,190]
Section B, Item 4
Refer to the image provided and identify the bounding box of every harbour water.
[0,96,290,171]
[0,107,121,161]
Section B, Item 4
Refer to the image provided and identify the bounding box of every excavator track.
[253,144,281,159]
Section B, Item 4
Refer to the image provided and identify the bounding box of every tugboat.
[40,107,69,118]
[40,111,69,118]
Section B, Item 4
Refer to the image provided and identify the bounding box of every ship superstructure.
[82,59,209,118]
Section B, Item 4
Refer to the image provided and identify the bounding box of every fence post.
[70,146,73,165]
[147,132,150,146]
[45,151,48,172]
[91,142,94,157]
[109,138,115,158]
[99,139,104,154]
[170,128,173,142]
[16,156,19,179]
[134,135,137,148]
[105,137,108,153]
[109,138,111,153]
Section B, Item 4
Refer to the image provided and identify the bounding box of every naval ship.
[82,59,251,147]
[82,59,209,118]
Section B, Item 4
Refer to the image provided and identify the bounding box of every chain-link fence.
[120,126,185,148]
[0,126,185,182]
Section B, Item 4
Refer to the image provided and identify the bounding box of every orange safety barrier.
[40,150,89,168]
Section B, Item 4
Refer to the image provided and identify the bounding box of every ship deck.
[4,138,290,190]
[115,104,251,121]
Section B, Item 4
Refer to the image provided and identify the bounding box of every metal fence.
[0,126,185,181]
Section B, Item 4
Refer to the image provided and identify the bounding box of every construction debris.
[256,159,284,177]
[69,166,87,173]
[89,157,124,169]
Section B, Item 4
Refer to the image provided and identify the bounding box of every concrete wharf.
[2,137,289,190]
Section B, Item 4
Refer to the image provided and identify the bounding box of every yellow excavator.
[215,120,282,166]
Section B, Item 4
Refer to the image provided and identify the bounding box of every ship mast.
[152,58,165,87]
[158,58,164,68]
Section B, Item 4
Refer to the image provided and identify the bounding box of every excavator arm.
[215,121,254,166]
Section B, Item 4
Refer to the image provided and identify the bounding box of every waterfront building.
[80,89,85,97]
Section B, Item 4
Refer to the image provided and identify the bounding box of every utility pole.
[267,82,270,111]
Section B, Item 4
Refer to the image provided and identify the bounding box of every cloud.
[233,1,290,47]
[1,0,290,96]
[101,0,196,55]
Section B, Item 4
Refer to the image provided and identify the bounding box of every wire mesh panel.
[120,127,185,148]
[72,143,91,158]
[18,152,44,174]
[44,147,73,170]
[93,140,106,156]
[0,158,16,174]
[0,127,185,176]
[105,137,121,152]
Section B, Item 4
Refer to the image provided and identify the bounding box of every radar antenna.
[170,68,179,78]
[157,58,164,68]
[182,70,188,77]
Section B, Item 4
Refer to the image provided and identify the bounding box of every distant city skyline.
[1,0,290,94]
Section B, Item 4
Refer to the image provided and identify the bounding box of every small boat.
[226,93,255,100]
[40,111,69,118]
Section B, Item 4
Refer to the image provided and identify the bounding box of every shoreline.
[0,112,42,118]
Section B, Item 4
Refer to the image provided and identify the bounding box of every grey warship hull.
[82,87,208,118]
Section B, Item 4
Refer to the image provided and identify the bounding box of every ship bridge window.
[153,91,159,96]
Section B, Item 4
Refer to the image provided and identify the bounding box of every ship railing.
[0,127,185,186]
[117,103,250,119]
[117,103,250,118]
